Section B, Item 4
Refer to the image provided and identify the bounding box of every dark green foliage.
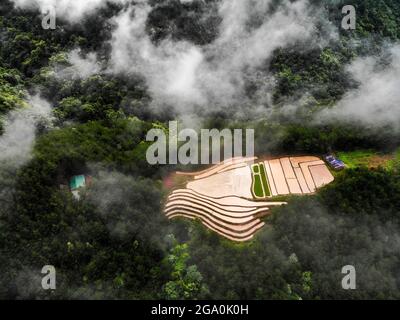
[268,196,400,300]
[188,168,400,300]
[30,118,159,179]
[1,0,400,300]
[324,0,400,40]
[320,167,400,223]
[31,54,154,123]
[49,75,150,123]
[146,0,221,45]
[271,47,354,104]
[187,221,305,300]
[0,1,123,77]
[0,169,168,299]
[271,0,400,105]
[278,124,397,154]
[162,241,208,299]
[251,120,399,156]
[0,66,25,116]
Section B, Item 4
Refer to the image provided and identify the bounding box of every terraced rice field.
[259,156,334,197]
[165,156,334,241]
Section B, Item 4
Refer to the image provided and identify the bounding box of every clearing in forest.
[165,156,334,242]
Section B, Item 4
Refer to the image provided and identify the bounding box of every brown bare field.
[294,167,310,193]
[286,178,302,194]
[165,156,334,242]
[176,156,257,179]
[187,166,253,198]
[268,159,290,195]
[264,161,278,196]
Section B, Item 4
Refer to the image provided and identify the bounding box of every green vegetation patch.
[337,150,394,169]
[386,148,400,172]
[0,67,25,115]
[251,163,271,199]
[259,163,271,197]
[252,174,264,198]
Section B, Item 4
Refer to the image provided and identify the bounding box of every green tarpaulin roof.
[70,175,86,190]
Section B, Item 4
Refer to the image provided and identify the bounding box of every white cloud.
[13,0,337,119]
[317,44,400,131]
[68,50,101,77]
[108,4,206,111]
[0,94,52,167]
[54,49,101,79]
[107,0,333,116]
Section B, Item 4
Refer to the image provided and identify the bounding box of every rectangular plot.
[294,167,310,193]
[188,166,253,199]
[286,178,302,194]
[269,159,289,195]
[259,162,271,197]
[264,161,278,196]
[309,164,334,189]
[300,163,316,192]
[280,157,296,179]
[290,156,320,168]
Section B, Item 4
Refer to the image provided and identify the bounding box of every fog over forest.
[0,0,399,300]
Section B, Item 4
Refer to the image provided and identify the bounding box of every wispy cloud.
[12,0,337,120]
[0,94,52,167]
[107,0,335,117]
[316,44,400,131]
[55,49,102,80]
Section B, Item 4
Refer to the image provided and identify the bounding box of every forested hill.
[0,0,400,299]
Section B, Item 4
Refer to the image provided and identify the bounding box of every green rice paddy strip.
[251,164,267,199]
[252,174,265,198]
[252,164,260,173]
[258,163,271,197]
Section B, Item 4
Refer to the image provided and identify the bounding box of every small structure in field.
[69,175,92,199]
[324,154,345,170]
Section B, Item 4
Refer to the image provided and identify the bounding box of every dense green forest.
[0,0,400,299]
